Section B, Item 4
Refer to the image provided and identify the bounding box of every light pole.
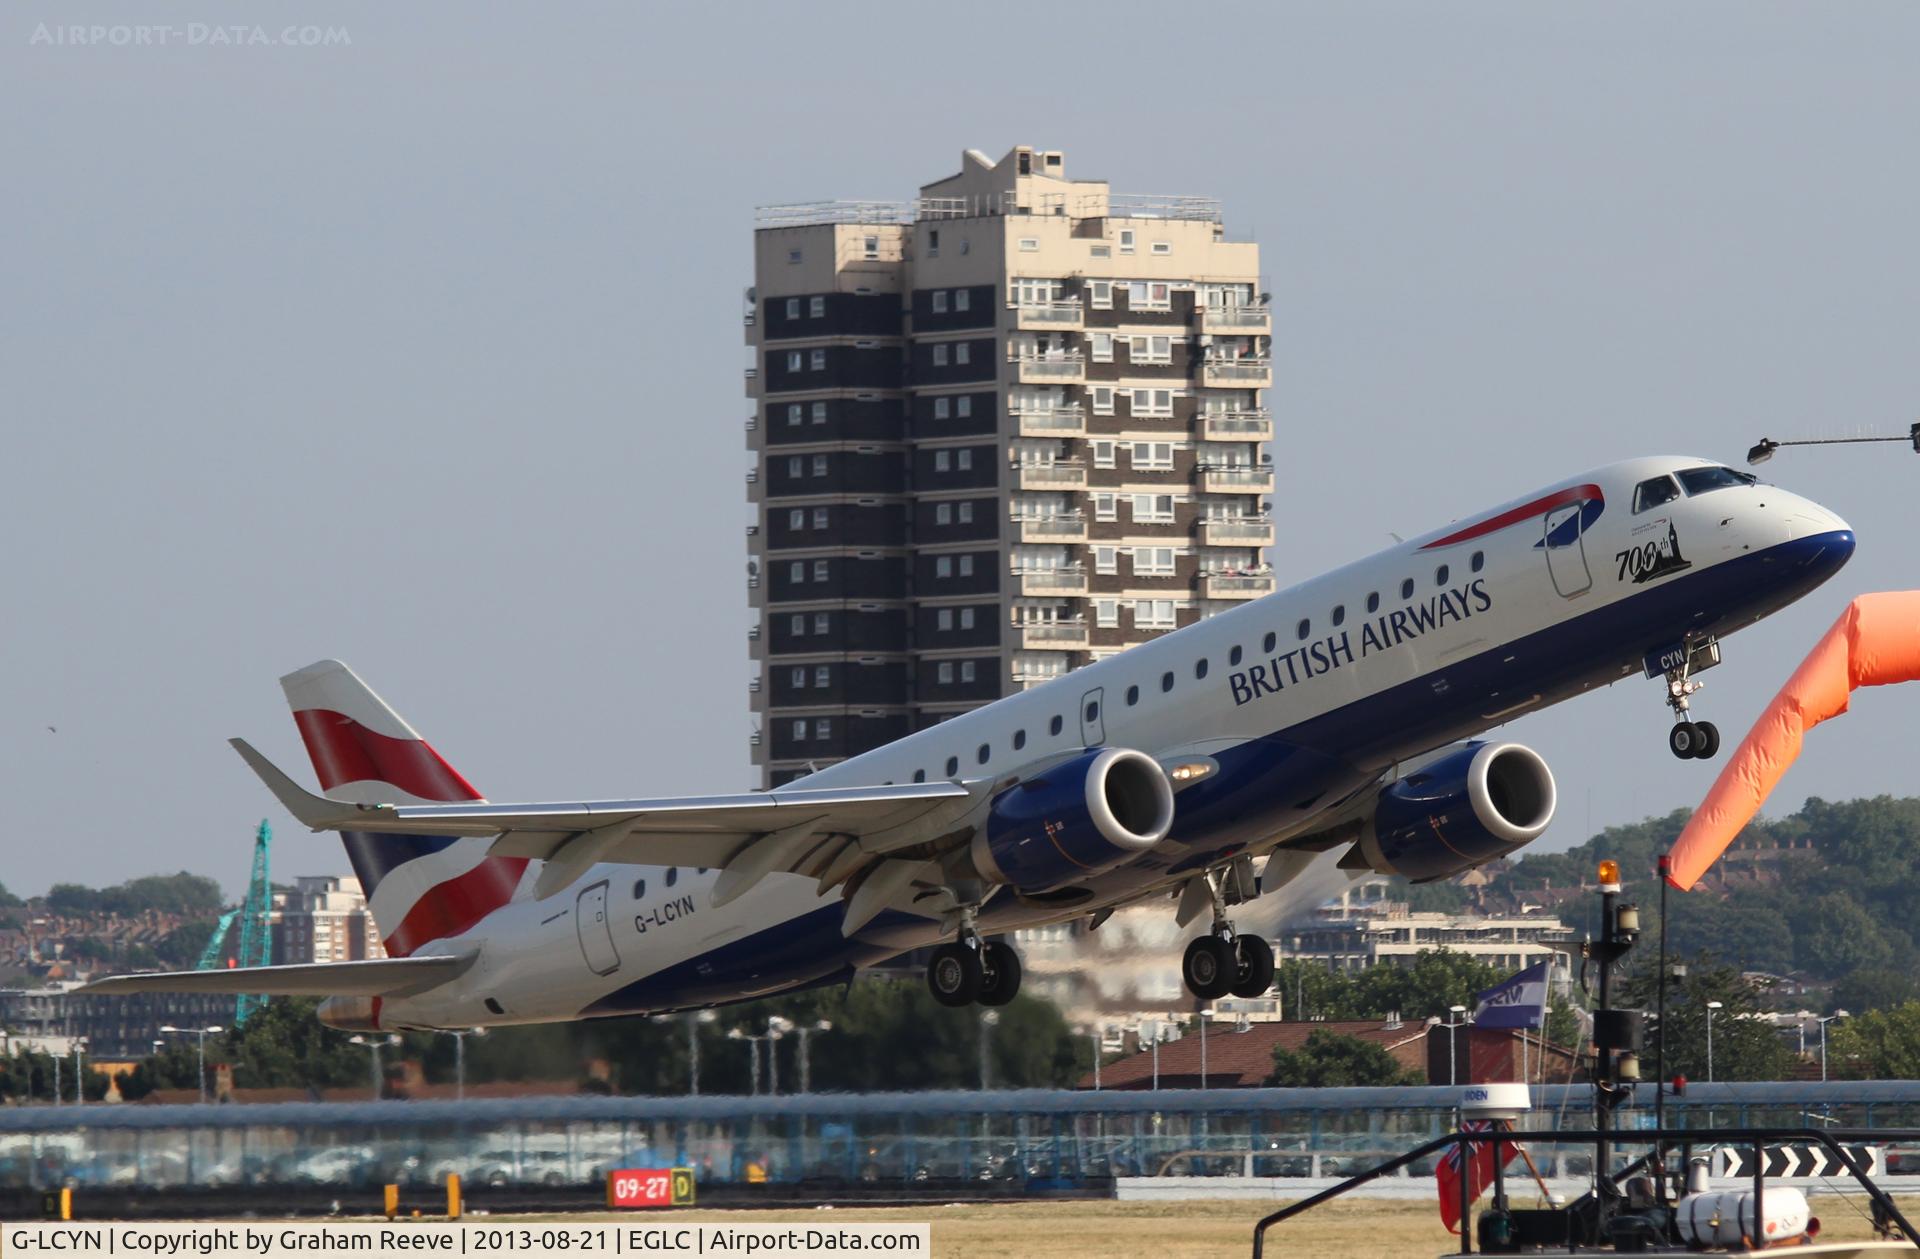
[445,1028,485,1100]
[1705,1000,1724,1083]
[978,1011,998,1091]
[1199,1011,1213,1089]
[729,1027,771,1097]
[349,1033,401,1099]
[1748,425,1920,465]
[790,1019,832,1094]
[766,1017,792,1096]
[1446,1005,1468,1087]
[160,1025,225,1104]
[1091,1027,1103,1091]
[1818,1010,1849,1083]
[687,1010,718,1095]
[72,1037,88,1105]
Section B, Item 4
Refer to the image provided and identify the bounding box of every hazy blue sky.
[4,3,1915,898]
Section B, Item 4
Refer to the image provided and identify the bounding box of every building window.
[811,401,827,424]
[1133,546,1175,576]
[1131,441,1174,471]
[786,351,803,372]
[958,501,973,523]
[1091,332,1114,362]
[955,288,971,311]
[933,344,949,367]
[1132,494,1175,523]
[812,507,829,529]
[814,665,830,687]
[961,661,977,683]
[787,248,802,265]
[957,449,973,471]
[787,403,803,427]
[955,342,971,365]
[938,661,954,684]
[936,555,953,578]
[928,229,939,256]
[954,554,972,576]
[1118,228,1135,254]
[1094,546,1118,575]
[864,235,879,259]
[791,666,806,688]
[787,456,803,478]
[812,454,828,477]
[1091,386,1115,415]
[934,396,950,420]
[1095,598,1119,628]
[1136,599,1176,629]
[1092,440,1116,470]
[813,612,830,634]
[809,296,825,318]
[792,719,807,741]
[1151,241,1172,256]
[959,607,975,630]
[935,502,952,525]
[784,298,800,319]
[788,509,805,530]
[1133,388,1173,417]
[1018,238,1038,251]
[935,450,951,472]
[1090,245,1111,259]
[932,290,949,313]
[956,395,972,417]
[1093,492,1118,522]
[812,559,829,581]
[938,609,954,631]
[810,349,826,371]
[788,560,805,582]
[1089,280,1113,308]
[816,717,832,740]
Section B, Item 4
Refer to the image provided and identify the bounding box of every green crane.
[193,822,274,1024]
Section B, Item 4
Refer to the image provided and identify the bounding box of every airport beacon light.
[1597,860,1620,893]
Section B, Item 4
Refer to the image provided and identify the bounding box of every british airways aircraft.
[86,457,1854,1028]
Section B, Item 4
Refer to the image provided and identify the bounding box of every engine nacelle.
[970,747,1175,894]
[1357,741,1556,881]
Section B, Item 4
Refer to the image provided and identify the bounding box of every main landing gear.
[1661,639,1722,760]
[926,906,1023,1008]
[1181,869,1276,1001]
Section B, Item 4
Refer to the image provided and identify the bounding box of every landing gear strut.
[926,905,1023,1008]
[1180,867,1277,1001]
[1662,641,1721,760]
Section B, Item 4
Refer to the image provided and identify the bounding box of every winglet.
[229,737,389,832]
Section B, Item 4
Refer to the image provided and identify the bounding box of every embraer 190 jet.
[87,457,1853,1028]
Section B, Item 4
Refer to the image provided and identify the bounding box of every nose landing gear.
[1661,636,1723,760]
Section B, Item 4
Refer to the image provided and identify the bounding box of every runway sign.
[1710,1144,1883,1181]
[606,1165,697,1208]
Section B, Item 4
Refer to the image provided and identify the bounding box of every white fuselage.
[368,457,1852,1030]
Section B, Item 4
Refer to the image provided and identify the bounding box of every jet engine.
[1355,741,1556,881]
[969,747,1175,894]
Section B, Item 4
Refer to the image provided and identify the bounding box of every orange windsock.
[1667,591,1920,891]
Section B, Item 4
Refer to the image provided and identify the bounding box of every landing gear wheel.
[1183,935,1237,1001]
[1668,722,1701,759]
[927,941,982,1007]
[977,940,1023,1007]
[1230,934,1276,999]
[1692,721,1721,760]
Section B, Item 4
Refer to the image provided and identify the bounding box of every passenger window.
[1297,618,1311,640]
[1049,715,1064,736]
[1013,730,1026,751]
[1471,551,1484,573]
[1263,631,1277,653]
[1366,592,1380,613]
[945,757,959,777]
[1084,700,1099,723]
[1400,578,1414,599]
[913,769,926,783]
[1229,645,1243,666]
[666,868,678,887]
[1126,685,1140,705]
[1161,671,1174,692]
[1194,658,1208,680]
[1331,605,1345,627]
[1435,564,1449,586]
[1633,475,1681,513]
[977,744,990,765]
[632,879,646,899]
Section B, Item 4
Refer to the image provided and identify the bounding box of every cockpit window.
[1633,475,1681,513]
[1677,465,1757,496]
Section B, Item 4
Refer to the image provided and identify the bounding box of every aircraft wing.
[233,738,985,916]
[78,954,470,999]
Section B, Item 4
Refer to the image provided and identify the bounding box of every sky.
[2,3,1916,899]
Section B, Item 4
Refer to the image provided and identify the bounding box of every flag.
[1472,961,1549,1030]
[1435,1120,1520,1234]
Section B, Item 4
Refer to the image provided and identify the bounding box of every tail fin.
[281,660,528,957]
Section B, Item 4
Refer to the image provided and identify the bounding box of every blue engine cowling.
[969,747,1176,894]
[1358,741,1557,882]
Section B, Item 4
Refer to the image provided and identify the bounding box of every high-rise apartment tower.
[746,146,1270,786]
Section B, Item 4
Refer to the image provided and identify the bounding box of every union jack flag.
[1435,1120,1518,1234]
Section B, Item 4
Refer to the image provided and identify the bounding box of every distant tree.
[1620,955,1793,1082]
[0,881,24,909]
[1544,995,1584,1052]
[1832,969,1920,1015]
[1826,1002,1920,1080]
[155,918,221,968]
[1267,1030,1423,1087]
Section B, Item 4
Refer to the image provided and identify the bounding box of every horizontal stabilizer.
[77,953,471,999]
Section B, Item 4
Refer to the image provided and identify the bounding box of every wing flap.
[78,954,471,999]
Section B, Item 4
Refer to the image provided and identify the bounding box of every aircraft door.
[1543,502,1594,598]
[575,879,620,976]
[1079,687,1106,747]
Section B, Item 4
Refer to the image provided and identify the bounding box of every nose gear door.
[1543,502,1594,597]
